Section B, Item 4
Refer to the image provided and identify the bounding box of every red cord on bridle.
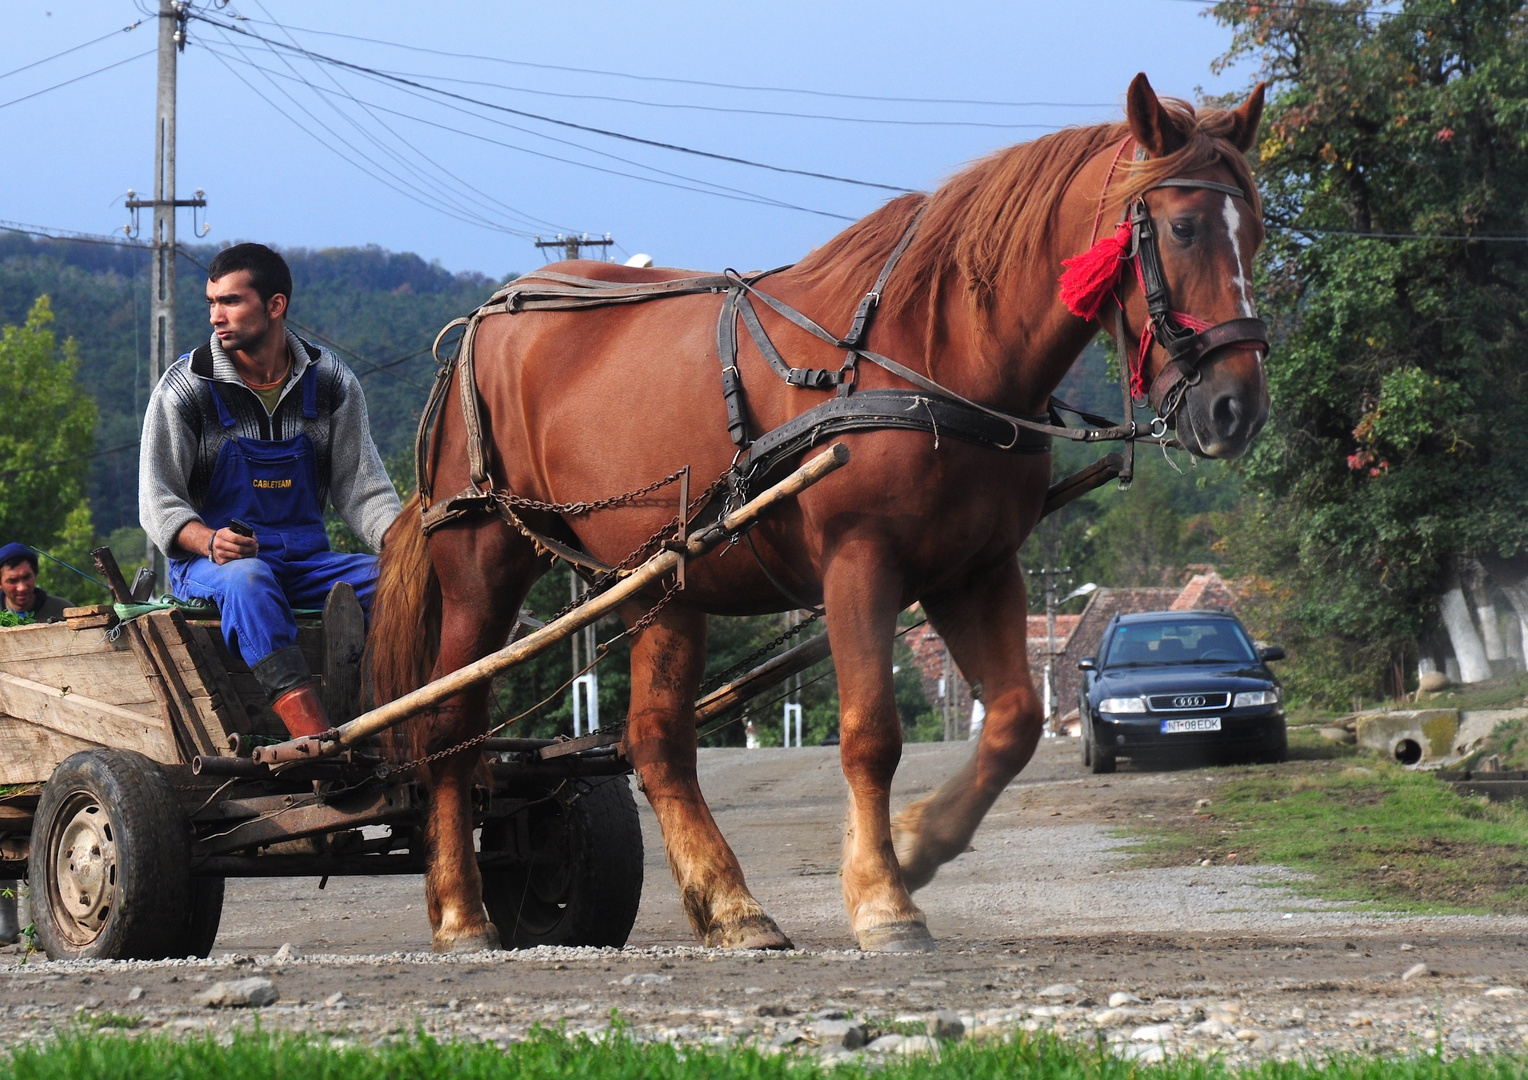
[1058,135,1217,401]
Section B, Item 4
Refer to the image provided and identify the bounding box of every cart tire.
[185,877,225,958]
[29,749,191,960]
[481,776,643,948]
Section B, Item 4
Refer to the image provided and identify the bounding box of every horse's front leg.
[892,554,1043,891]
[624,602,792,949]
[825,554,931,951]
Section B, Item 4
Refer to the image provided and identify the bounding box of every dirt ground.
[2,739,1526,1062]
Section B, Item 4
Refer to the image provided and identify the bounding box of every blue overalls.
[167,366,380,674]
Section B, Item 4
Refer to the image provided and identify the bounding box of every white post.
[783,701,802,748]
[572,671,598,737]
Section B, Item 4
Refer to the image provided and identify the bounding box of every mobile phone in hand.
[228,519,256,538]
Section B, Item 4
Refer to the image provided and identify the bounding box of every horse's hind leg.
[892,555,1043,891]
[419,526,538,952]
[624,602,792,949]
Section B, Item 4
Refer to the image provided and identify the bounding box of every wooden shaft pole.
[324,443,849,753]
[692,632,832,726]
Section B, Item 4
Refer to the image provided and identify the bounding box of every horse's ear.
[1126,73,1188,157]
[1228,82,1266,154]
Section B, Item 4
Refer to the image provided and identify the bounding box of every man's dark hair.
[208,243,293,307]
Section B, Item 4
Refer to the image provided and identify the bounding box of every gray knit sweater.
[139,328,402,559]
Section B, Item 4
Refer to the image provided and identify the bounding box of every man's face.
[0,562,37,612]
[206,270,287,354]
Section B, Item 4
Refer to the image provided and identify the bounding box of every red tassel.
[1058,221,1133,321]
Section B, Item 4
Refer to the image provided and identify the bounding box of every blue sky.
[2,1,1256,278]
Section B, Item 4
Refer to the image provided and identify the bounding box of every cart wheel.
[29,749,191,960]
[186,877,225,958]
[481,777,643,948]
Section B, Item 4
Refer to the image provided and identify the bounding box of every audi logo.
[1172,695,1207,709]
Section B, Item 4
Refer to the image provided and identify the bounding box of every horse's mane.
[793,98,1260,337]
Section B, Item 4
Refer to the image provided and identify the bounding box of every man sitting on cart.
[0,543,72,623]
[139,244,401,739]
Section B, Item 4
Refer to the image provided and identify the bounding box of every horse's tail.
[365,495,441,732]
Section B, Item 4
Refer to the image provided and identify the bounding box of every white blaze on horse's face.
[1221,195,1255,319]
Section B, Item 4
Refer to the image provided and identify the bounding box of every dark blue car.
[1078,609,1286,774]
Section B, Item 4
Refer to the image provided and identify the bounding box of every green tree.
[1207,0,1528,704]
[0,296,100,602]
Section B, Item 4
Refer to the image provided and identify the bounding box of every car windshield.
[1102,619,1257,668]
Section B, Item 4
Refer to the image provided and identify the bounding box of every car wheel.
[1090,748,1117,775]
[1080,719,1093,767]
[1255,722,1289,765]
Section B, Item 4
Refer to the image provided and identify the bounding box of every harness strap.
[737,389,1052,489]
[714,290,751,448]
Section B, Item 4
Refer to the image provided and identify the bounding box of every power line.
[200,42,542,240]
[189,13,916,194]
[0,20,144,83]
[198,43,857,221]
[1270,225,1528,242]
[365,66,1072,130]
[237,3,570,236]
[0,48,155,112]
[211,16,1116,110]
[0,441,142,484]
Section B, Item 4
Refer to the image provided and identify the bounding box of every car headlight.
[1233,689,1281,708]
[1098,697,1147,715]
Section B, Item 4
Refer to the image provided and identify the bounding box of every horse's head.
[1115,74,1269,460]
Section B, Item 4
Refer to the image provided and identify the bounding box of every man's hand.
[177,521,258,565]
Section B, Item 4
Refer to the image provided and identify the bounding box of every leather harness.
[412,170,1265,582]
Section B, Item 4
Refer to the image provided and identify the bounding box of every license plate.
[1160,716,1222,734]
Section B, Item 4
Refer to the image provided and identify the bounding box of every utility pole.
[535,233,615,262]
[1026,564,1071,733]
[126,0,205,579]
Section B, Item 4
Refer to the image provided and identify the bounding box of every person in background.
[0,543,72,624]
[0,541,66,942]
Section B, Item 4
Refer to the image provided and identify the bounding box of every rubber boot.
[0,881,20,945]
[271,683,330,739]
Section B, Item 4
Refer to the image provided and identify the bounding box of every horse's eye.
[1171,222,1195,242]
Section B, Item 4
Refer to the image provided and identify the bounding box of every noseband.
[1121,176,1269,434]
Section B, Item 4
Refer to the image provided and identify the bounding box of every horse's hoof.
[432,924,502,954]
[856,922,936,953]
[705,917,793,951]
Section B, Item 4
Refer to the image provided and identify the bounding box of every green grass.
[1126,759,1528,913]
[2,1029,1525,1080]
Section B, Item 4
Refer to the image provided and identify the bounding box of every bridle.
[1106,148,1270,438]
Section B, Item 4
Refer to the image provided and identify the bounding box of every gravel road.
[2,738,1526,1063]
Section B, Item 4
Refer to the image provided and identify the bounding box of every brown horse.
[369,73,1269,953]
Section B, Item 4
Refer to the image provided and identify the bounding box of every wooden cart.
[0,446,848,961]
[0,555,643,961]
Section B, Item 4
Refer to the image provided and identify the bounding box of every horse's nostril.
[1211,394,1244,440]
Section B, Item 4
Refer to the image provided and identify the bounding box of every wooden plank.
[182,624,253,737]
[0,620,135,664]
[190,627,286,738]
[322,583,366,725]
[0,714,99,785]
[0,673,178,760]
[140,612,223,757]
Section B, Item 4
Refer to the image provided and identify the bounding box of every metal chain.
[697,611,822,695]
[496,468,690,517]
[381,581,684,779]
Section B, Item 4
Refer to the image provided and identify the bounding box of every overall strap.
[300,361,319,420]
